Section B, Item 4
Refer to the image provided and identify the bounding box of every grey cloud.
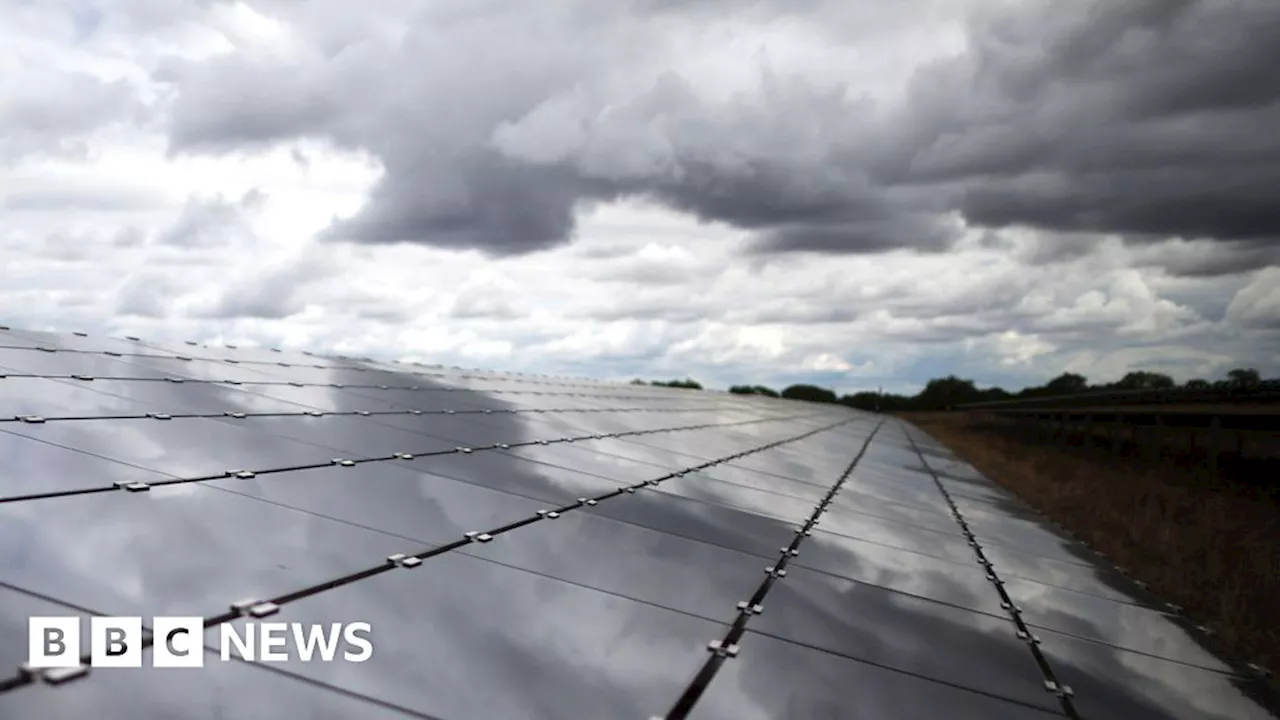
[156,0,1279,272]
[0,70,140,161]
[1132,240,1280,278]
[160,4,954,257]
[3,185,166,212]
[115,273,174,318]
[156,192,259,248]
[1225,269,1280,331]
[112,226,148,248]
[887,0,1280,259]
[196,256,334,320]
[446,287,524,320]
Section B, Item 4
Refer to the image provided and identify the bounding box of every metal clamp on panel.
[536,510,561,519]
[1043,680,1074,697]
[43,664,91,685]
[764,566,787,578]
[464,531,494,543]
[233,470,256,479]
[386,553,423,569]
[231,598,280,618]
[577,498,598,507]
[70,374,94,381]
[394,453,414,460]
[780,548,799,557]
[707,640,740,658]
[736,601,763,615]
[19,415,46,424]
[147,412,172,420]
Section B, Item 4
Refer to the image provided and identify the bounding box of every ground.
[900,411,1280,680]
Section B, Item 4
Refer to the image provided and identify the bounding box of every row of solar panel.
[0,331,1276,718]
[3,413,1273,717]
[0,327,693,391]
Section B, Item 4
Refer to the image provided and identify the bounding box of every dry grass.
[899,411,1280,678]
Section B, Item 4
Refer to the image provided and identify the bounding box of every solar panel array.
[0,326,1276,719]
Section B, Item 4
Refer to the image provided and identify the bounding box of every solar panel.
[0,327,1277,719]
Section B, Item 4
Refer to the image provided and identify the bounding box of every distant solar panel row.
[0,327,1276,719]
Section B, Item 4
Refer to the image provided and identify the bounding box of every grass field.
[899,411,1280,679]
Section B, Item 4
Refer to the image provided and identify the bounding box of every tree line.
[609,367,1271,411]
[630,378,705,389]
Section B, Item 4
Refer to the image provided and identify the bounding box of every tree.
[650,378,703,390]
[629,379,647,385]
[1044,372,1088,395]
[839,392,881,411]
[781,384,838,404]
[1113,371,1175,390]
[1225,368,1261,389]
[914,375,982,410]
[729,384,780,397]
[1184,378,1210,389]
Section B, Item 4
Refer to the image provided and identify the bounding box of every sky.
[2,0,1277,395]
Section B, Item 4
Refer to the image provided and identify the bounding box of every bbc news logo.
[29,617,373,668]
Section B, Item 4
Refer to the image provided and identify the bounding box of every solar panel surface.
[0,326,1276,719]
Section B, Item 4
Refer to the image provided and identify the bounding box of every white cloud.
[0,0,1276,398]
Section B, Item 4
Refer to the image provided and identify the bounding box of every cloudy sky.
[3,0,1277,394]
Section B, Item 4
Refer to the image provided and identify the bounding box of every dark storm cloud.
[159,3,952,256]
[888,0,1280,256]
[1135,240,1280,278]
[159,0,1280,266]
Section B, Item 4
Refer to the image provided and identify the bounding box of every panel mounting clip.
[707,640,740,658]
[43,664,90,685]
[387,553,423,569]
